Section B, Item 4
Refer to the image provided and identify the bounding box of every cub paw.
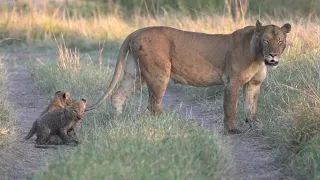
[228,129,242,134]
[66,140,79,146]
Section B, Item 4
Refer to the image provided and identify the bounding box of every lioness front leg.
[243,66,266,127]
[223,83,241,134]
[243,81,261,123]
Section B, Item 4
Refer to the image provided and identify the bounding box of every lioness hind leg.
[144,67,171,115]
[111,54,146,114]
[111,75,146,113]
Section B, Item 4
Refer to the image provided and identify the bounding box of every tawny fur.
[39,91,72,117]
[25,99,87,147]
[86,20,291,133]
[24,91,72,140]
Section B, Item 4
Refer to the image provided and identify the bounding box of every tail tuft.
[85,35,132,111]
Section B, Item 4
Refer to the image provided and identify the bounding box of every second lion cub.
[25,98,87,146]
[39,91,72,116]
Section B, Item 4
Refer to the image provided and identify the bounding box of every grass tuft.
[57,41,82,72]
[0,57,17,149]
[30,49,231,179]
[35,113,231,180]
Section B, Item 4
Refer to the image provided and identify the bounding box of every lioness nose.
[269,53,277,57]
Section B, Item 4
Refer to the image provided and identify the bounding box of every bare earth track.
[0,64,293,179]
[0,67,71,179]
[163,85,294,180]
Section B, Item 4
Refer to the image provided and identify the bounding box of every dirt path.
[0,64,292,179]
[163,84,293,180]
[0,67,71,179]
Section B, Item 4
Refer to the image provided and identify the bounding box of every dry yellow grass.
[57,41,82,71]
[0,4,319,55]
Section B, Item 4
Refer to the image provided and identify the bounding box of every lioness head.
[254,20,291,66]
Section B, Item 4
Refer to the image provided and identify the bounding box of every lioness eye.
[264,40,269,44]
[279,41,283,44]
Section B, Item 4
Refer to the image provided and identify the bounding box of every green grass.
[2,1,320,178]
[35,113,230,180]
[184,49,320,179]
[258,52,320,179]
[30,55,231,179]
[0,57,17,149]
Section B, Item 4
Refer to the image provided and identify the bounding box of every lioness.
[86,20,291,133]
[25,99,87,147]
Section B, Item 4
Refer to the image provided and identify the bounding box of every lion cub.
[25,99,87,147]
[39,91,72,117]
[24,91,72,141]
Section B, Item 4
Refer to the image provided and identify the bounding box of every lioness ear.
[63,92,71,100]
[256,20,263,32]
[281,23,291,33]
[81,98,87,105]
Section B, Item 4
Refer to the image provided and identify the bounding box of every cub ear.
[281,23,291,33]
[63,92,72,100]
[81,98,87,104]
[55,91,62,95]
[255,20,263,32]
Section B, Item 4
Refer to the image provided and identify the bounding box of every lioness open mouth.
[264,60,278,66]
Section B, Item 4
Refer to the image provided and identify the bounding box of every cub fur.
[24,91,72,140]
[39,91,72,117]
[25,98,87,147]
[86,20,291,133]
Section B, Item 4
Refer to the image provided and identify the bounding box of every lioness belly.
[170,63,223,86]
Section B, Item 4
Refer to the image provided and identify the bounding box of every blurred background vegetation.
[6,0,320,18]
[88,0,320,17]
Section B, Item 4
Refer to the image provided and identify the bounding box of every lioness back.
[130,26,230,86]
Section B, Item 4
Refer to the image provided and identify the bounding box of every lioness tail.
[85,34,132,111]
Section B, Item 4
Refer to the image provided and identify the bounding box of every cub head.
[54,91,72,107]
[69,98,87,120]
[254,20,291,66]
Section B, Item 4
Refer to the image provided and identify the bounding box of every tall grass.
[2,1,320,178]
[30,47,231,179]
[0,2,319,54]
[256,51,320,179]
[0,57,17,149]
[32,0,320,17]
